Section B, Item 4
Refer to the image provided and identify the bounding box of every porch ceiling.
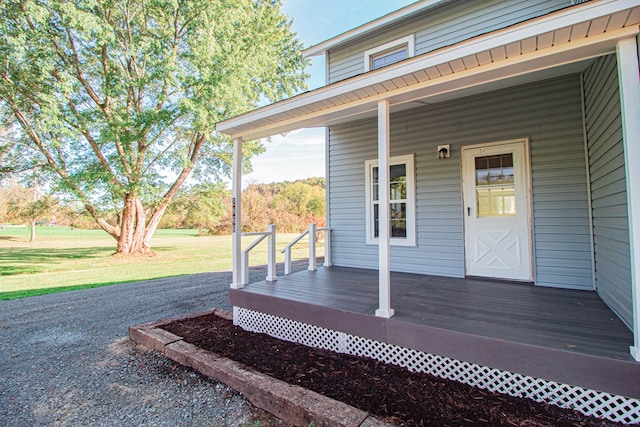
[216,1,640,141]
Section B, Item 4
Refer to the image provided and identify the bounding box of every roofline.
[302,0,454,58]
[218,0,640,140]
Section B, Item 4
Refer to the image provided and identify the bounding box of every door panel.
[463,141,532,281]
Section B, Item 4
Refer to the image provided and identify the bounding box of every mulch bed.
[162,313,625,427]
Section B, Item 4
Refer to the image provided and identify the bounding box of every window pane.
[391,203,406,237]
[390,182,406,200]
[391,202,406,219]
[373,203,379,238]
[475,154,514,186]
[390,164,406,179]
[476,187,516,216]
[390,164,407,200]
[372,166,379,201]
[391,220,407,237]
[372,47,407,70]
[476,169,489,185]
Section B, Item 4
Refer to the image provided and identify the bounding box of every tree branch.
[64,28,106,111]
[144,132,206,234]
[101,44,111,113]
[3,93,119,238]
[141,115,181,176]
[62,98,126,188]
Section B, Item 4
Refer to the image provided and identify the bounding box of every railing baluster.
[241,225,277,285]
[283,247,292,275]
[324,227,332,267]
[308,223,317,271]
[280,224,331,275]
[280,229,309,274]
[266,224,277,282]
[241,250,249,285]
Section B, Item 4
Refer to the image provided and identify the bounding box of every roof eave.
[218,0,640,141]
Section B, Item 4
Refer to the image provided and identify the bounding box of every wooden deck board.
[235,266,633,361]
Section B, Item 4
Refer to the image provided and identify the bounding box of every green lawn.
[0,226,322,299]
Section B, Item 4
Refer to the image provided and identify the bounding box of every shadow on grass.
[0,247,111,276]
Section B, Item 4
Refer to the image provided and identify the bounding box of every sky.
[242,0,416,184]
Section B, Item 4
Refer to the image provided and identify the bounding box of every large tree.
[0,0,307,254]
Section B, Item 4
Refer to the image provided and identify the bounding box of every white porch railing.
[241,224,277,285]
[281,223,331,275]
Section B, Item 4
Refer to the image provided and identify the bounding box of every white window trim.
[364,35,415,72]
[365,154,416,246]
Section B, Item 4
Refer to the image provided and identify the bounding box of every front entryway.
[462,140,532,281]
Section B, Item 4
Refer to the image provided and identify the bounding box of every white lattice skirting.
[234,307,640,425]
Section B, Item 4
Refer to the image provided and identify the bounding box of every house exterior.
[217,0,640,423]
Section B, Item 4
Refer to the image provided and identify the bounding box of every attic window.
[371,47,408,70]
[364,35,415,72]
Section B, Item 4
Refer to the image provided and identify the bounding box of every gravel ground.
[0,263,302,427]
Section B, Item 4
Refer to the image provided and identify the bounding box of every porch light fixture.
[438,144,450,160]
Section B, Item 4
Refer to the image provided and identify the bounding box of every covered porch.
[230,266,639,399]
[217,2,640,421]
[219,1,640,363]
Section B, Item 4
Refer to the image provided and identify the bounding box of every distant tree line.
[239,177,326,234]
[159,177,326,235]
[0,177,326,237]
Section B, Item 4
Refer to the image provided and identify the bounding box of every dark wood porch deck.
[229,266,640,398]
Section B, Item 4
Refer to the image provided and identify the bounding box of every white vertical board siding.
[328,75,594,289]
[583,54,632,328]
[328,0,570,84]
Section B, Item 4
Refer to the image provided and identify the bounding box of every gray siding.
[583,54,632,328]
[328,75,594,289]
[328,0,570,84]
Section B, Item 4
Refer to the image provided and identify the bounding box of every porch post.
[308,223,317,271]
[266,224,278,282]
[324,127,332,268]
[617,37,640,361]
[375,99,394,318]
[231,137,244,289]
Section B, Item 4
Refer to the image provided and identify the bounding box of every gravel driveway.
[0,265,296,426]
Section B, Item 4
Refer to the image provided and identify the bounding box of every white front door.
[463,140,532,281]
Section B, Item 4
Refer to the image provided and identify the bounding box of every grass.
[0,226,323,300]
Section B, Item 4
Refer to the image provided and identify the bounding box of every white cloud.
[245,128,326,184]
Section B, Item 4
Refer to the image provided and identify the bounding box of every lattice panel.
[234,307,640,424]
[233,307,347,353]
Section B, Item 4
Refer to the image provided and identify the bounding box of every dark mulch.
[162,313,625,427]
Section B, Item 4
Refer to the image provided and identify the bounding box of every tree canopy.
[0,0,308,253]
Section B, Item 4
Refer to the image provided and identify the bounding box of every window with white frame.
[364,35,415,72]
[365,154,416,246]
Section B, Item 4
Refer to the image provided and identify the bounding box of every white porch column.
[375,100,394,318]
[617,37,640,361]
[231,137,244,289]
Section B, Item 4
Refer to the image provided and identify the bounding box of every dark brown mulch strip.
[162,313,625,427]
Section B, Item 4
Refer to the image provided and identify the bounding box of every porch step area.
[229,266,639,400]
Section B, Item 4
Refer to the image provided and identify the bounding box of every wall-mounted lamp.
[437,144,450,160]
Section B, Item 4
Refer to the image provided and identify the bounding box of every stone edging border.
[129,308,393,427]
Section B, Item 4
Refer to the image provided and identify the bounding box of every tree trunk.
[30,162,37,243]
[116,195,153,255]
